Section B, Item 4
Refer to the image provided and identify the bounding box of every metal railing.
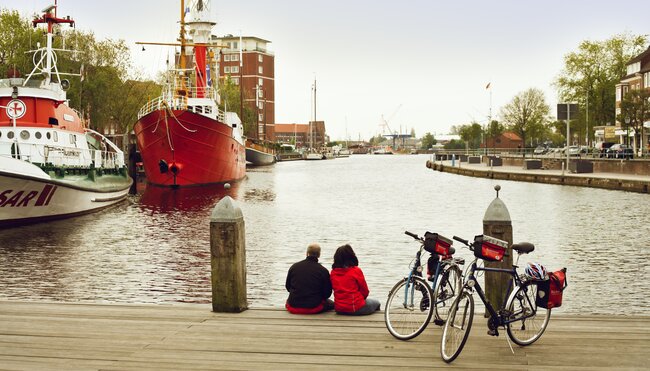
[0,141,125,169]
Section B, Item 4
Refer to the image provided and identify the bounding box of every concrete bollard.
[483,185,513,312]
[210,196,248,312]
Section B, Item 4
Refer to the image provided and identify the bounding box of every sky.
[3,0,649,141]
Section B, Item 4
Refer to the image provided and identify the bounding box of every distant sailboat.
[304,78,323,160]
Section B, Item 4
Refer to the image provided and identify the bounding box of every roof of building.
[275,123,309,133]
[502,131,523,141]
[214,35,271,43]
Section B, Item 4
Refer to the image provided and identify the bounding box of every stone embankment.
[426,157,650,193]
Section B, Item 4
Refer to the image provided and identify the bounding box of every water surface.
[1,154,648,314]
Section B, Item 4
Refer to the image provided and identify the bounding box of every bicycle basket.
[473,235,507,262]
[424,232,453,255]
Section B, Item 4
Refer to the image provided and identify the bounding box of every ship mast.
[28,2,75,86]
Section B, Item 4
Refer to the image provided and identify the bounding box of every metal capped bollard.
[210,196,248,312]
[482,185,513,312]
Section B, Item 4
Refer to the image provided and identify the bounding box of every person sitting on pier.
[285,243,334,314]
[330,244,380,315]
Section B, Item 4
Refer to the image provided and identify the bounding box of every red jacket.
[330,266,369,313]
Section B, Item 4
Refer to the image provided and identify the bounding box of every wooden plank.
[0,300,649,370]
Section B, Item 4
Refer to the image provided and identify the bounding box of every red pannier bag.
[473,235,507,262]
[536,268,568,309]
[424,232,453,255]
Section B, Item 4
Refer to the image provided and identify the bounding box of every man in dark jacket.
[285,243,334,314]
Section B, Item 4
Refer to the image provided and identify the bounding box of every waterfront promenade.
[1,300,648,370]
[428,160,650,193]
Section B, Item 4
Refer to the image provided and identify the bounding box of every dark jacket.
[285,256,332,308]
[330,266,369,313]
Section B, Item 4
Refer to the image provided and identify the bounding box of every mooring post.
[210,196,248,312]
[483,185,513,312]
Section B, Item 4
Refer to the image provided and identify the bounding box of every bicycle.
[384,231,465,340]
[440,234,552,363]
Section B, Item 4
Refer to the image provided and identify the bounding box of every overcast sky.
[3,0,649,140]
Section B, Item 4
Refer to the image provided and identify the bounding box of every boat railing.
[0,141,125,170]
[138,92,226,122]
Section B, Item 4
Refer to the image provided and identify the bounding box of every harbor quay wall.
[428,162,650,194]
[483,156,650,176]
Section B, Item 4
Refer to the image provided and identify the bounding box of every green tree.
[0,10,40,77]
[444,139,466,150]
[617,88,650,153]
[218,76,256,136]
[485,120,504,149]
[458,122,482,149]
[500,88,550,148]
[369,134,386,145]
[420,132,436,149]
[555,33,647,134]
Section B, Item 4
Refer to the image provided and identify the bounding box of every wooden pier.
[0,301,648,370]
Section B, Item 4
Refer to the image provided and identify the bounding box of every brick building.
[213,35,275,141]
[482,131,523,149]
[609,46,650,149]
[275,122,327,148]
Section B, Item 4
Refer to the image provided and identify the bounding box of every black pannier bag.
[424,232,453,255]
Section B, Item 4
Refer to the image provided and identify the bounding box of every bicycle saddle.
[511,242,534,254]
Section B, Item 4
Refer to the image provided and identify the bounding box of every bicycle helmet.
[525,262,548,280]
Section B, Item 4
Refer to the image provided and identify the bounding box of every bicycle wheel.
[440,290,474,363]
[506,280,551,346]
[433,264,462,325]
[384,276,433,340]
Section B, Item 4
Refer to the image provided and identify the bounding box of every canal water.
[1,154,648,314]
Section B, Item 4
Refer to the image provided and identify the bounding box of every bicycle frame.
[401,245,456,309]
[463,260,538,326]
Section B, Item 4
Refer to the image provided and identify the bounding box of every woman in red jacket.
[330,244,380,315]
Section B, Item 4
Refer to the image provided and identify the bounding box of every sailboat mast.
[313,78,317,148]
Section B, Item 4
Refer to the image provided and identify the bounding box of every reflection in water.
[0,156,648,315]
[139,183,240,213]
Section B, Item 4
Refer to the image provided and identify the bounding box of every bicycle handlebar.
[404,231,419,240]
[453,236,469,246]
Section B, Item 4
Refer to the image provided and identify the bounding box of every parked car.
[533,145,548,155]
[594,142,615,158]
[606,144,633,159]
[566,146,586,157]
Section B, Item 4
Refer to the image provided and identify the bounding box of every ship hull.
[246,146,276,166]
[134,109,246,187]
[0,161,131,227]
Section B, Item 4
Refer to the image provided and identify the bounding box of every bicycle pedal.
[433,318,444,326]
[487,329,499,337]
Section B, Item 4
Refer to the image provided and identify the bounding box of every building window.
[231,42,238,50]
[232,77,239,85]
[616,87,622,101]
[645,72,650,88]
[224,54,230,61]
[224,66,230,73]
[258,54,263,63]
[627,62,641,75]
[259,101,264,109]
[231,66,239,73]
[258,113,264,121]
[258,89,264,98]
[258,78,263,86]
[258,66,263,74]
[231,54,239,62]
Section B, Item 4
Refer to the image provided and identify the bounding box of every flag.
[485,82,491,90]
[206,64,211,87]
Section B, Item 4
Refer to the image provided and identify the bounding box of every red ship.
[134,0,245,187]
